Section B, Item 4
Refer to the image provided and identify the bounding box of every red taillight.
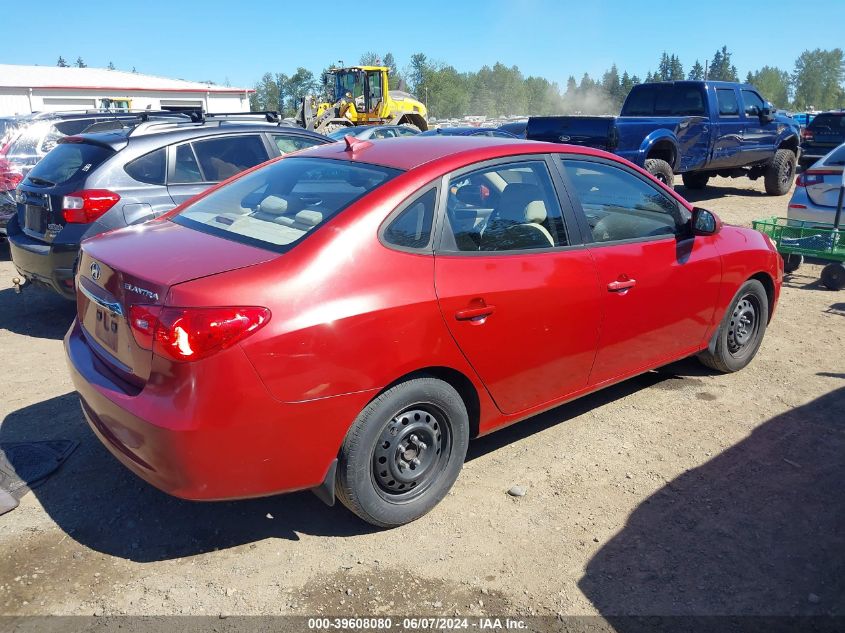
[802,128,814,141]
[128,305,270,362]
[62,189,120,224]
[796,170,839,187]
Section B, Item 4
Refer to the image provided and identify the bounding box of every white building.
[0,64,253,116]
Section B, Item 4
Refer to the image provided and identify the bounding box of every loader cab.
[332,67,388,119]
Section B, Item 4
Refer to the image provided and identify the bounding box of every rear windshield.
[172,157,402,252]
[25,141,114,186]
[809,114,845,133]
[622,84,707,116]
[823,145,845,166]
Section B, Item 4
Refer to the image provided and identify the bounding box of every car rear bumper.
[64,318,372,501]
[8,228,78,299]
[787,188,842,225]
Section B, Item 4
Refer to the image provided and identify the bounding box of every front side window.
[741,90,765,116]
[561,160,685,243]
[173,157,401,252]
[191,135,269,181]
[271,134,324,155]
[441,160,567,252]
[383,188,436,249]
[717,89,740,117]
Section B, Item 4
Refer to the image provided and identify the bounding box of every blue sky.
[3,0,843,89]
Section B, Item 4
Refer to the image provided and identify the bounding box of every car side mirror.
[760,106,775,123]
[692,207,721,236]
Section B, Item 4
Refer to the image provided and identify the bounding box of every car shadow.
[578,387,845,618]
[0,285,76,340]
[826,302,845,316]
[676,184,772,203]
[2,358,714,562]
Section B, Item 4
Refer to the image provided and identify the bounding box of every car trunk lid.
[805,167,845,208]
[76,220,278,387]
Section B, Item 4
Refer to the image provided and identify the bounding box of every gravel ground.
[0,176,842,619]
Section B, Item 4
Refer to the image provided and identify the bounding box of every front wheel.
[336,377,469,527]
[644,158,675,188]
[698,279,769,373]
[764,149,797,196]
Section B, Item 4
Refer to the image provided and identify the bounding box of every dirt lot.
[0,176,842,621]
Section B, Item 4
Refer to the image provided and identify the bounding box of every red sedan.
[65,136,782,527]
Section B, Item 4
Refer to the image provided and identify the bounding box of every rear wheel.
[782,253,803,274]
[698,279,769,373]
[336,377,469,527]
[682,172,710,190]
[644,158,674,187]
[821,263,845,290]
[764,149,797,196]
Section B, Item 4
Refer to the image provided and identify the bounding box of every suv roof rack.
[204,111,281,123]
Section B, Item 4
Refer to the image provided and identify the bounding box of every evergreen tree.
[708,46,738,81]
[657,52,671,81]
[688,60,705,80]
[56,56,68,67]
[75,57,87,68]
[669,55,684,80]
[107,61,115,70]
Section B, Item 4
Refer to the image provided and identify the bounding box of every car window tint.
[191,135,269,182]
[562,160,684,243]
[442,160,567,252]
[741,90,765,116]
[717,89,739,116]
[25,142,113,186]
[809,114,845,132]
[125,148,166,185]
[55,119,95,136]
[384,188,436,249]
[272,134,323,155]
[172,157,401,252]
[621,84,705,116]
[171,143,203,183]
[823,145,845,166]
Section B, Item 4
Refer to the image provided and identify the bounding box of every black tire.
[644,158,674,187]
[682,172,709,190]
[336,377,469,527]
[764,149,797,196]
[782,253,803,274]
[821,263,845,290]
[698,279,769,373]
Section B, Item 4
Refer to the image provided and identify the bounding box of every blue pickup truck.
[527,81,801,195]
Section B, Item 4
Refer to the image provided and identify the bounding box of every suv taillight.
[62,190,120,224]
[128,305,270,362]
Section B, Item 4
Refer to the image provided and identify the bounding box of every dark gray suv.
[8,114,329,298]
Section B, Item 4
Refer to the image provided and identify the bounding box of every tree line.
[249,45,845,119]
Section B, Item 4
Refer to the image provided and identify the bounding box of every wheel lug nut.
[417,441,427,450]
[411,457,421,466]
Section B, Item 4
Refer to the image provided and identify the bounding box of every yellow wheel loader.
[297,66,428,135]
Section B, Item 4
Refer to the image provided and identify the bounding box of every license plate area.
[24,203,47,233]
[93,307,120,352]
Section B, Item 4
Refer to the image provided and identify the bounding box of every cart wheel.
[782,254,803,274]
[820,263,845,290]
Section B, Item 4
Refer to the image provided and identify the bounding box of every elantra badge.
[123,282,159,301]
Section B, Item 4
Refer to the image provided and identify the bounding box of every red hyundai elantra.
[65,136,782,527]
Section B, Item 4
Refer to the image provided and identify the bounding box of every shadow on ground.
[578,385,845,618]
[676,184,769,203]
[1,357,711,563]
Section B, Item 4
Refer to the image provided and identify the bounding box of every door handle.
[455,305,496,321]
[607,278,637,292]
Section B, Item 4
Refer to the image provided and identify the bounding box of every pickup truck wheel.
[682,172,709,190]
[336,377,469,527]
[698,279,769,373]
[764,149,797,196]
[644,159,674,187]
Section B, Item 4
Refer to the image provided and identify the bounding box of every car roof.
[299,135,608,171]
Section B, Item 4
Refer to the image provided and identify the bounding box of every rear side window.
[192,135,269,181]
[172,157,401,252]
[383,188,436,249]
[25,142,113,186]
[823,145,845,166]
[717,89,739,116]
[125,148,166,185]
[809,114,845,132]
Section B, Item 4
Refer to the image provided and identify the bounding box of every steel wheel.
[727,294,761,357]
[372,406,451,501]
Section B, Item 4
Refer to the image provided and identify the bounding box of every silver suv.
[8,113,329,298]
